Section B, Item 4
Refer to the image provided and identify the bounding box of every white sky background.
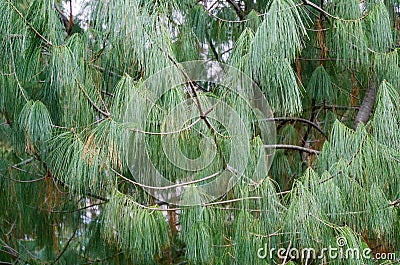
[61,0,82,16]
[62,0,89,28]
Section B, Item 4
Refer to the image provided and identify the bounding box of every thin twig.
[392,156,400,164]
[128,118,201,135]
[10,157,34,168]
[75,79,111,117]
[8,38,28,102]
[264,144,320,155]
[225,0,245,20]
[53,228,78,264]
[90,64,121,77]
[250,230,300,238]
[0,249,17,259]
[160,47,228,168]
[203,191,290,207]
[112,168,222,190]
[262,117,327,139]
[114,190,180,211]
[95,86,110,117]
[51,202,105,213]
[318,104,360,110]
[5,175,46,183]
[302,0,368,22]
[5,220,16,237]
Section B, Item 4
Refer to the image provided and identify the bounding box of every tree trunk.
[353,77,377,129]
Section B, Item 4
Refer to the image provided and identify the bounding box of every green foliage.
[102,190,170,263]
[46,131,114,196]
[284,171,331,250]
[248,0,306,115]
[306,65,334,103]
[373,81,400,148]
[365,1,394,53]
[18,100,52,153]
[330,20,369,69]
[180,201,216,264]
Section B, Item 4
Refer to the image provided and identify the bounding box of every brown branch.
[67,0,74,35]
[50,202,105,213]
[225,0,245,20]
[206,30,220,61]
[317,104,360,110]
[263,117,327,139]
[54,2,69,29]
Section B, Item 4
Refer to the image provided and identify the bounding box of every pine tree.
[0,0,399,264]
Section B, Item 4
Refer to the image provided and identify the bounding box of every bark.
[54,2,74,35]
[353,77,377,129]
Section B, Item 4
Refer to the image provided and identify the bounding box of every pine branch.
[301,0,331,19]
[53,2,69,30]
[203,190,290,206]
[319,130,369,184]
[128,118,201,135]
[389,199,400,207]
[50,202,105,213]
[10,157,34,167]
[264,144,320,154]
[206,30,220,61]
[75,79,111,117]
[5,0,53,46]
[8,39,28,102]
[159,47,229,168]
[225,0,245,20]
[301,0,368,22]
[0,249,17,259]
[4,175,46,183]
[53,1,75,36]
[32,150,110,203]
[264,117,327,139]
[317,104,360,110]
[112,167,222,190]
[90,64,122,77]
